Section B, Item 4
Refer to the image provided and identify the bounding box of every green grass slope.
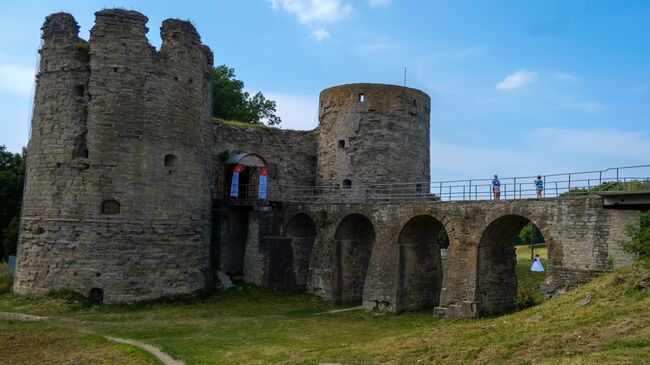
[0,261,648,364]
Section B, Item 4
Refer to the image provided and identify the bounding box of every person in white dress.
[531,254,544,272]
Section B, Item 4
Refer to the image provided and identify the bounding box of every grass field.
[1,255,649,364]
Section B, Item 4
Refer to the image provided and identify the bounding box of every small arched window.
[338,140,346,148]
[164,154,178,169]
[89,288,104,303]
[342,179,352,189]
[101,200,120,215]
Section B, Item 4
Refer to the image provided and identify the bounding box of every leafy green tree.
[622,210,650,260]
[2,216,20,257]
[212,65,281,126]
[518,222,544,245]
[0,146,25,261]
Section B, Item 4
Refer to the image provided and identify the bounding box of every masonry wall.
[316,83,430,190]
[14,10,214,303]
[212,122,318,198]
[282,196,639,318]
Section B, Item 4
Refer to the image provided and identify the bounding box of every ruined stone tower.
[316,83,430,190]
[14,9,214,303]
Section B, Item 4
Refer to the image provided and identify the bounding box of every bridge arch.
[334,213,376,303]
[282,213,317,290]
[396,215,446,312]
[476,214,548,316]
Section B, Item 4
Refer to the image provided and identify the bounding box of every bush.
[516,286,537,310]
[0,262,12,295]
[621,211,650,260]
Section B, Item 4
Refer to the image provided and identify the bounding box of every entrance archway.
[224,152,267,199]
[476,214,547,316]
[396,215,446,312]
[334,214,375,303]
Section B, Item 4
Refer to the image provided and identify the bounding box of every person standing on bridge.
[534,175,544,199]
[492,174,501,201]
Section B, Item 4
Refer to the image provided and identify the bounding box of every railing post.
[616,168,620,190]
[469,180,472,201]
[463,185,466,201]
[449,186,452,201]
[599,171,602,188]
[568,173,571,194]
[513,178,517,199]
[555,181,558,197]
[543,176,546,198]
[439,182,443,200]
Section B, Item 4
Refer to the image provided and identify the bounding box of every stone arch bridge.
[233,195,641,319]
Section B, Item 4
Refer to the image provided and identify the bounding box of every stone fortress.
[14,9,643,319]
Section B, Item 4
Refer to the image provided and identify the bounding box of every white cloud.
[368,0,391,7]
[265,92,319,131]
[495,69,538,91]
[311,28,331,41]
[267,0,353,25]
[553,72,580,82]
[429,127,650,181]
[267,0,353,41]
[532,128,650,159]
[0,63,35,96]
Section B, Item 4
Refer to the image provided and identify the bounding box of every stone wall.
[14,9,214,303]
[316,84,430,190]
[280,196,639,318]
[212,121,318,198]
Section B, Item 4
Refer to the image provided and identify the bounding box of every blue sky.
[0,0,648,180]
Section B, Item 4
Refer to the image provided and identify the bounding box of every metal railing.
[215,165,650,203]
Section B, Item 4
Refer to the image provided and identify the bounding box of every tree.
[518,222,544,245]
[0,146,25,261]
[211,65,282,126]
[621,210,650,260]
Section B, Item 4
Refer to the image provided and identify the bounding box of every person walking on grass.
[534,175,544,199]
[492,174,501,201]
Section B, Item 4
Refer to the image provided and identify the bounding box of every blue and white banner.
[230,164,243,198]
[259,166,268,200]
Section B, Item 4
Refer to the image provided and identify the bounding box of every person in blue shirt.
[534,175,544,199]
[492,174,501,201]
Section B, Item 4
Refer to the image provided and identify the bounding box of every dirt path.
[0,311,46,321]
[105,336,185,365]
[317,306,363,315]
[1,311,183,365]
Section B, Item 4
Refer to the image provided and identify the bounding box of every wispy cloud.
[311,28,331,41]
[556,98,602,113]
[358,37,395,53]
[630,85,649,93]
[553,72,580,82]
[496,69,538,91]
[430,127,650,180]
[267,0,353,41]
[532,127,650,159]
[0,63,35,96]
[368,0,391,7]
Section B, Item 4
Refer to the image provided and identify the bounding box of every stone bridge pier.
[279,196,638,319]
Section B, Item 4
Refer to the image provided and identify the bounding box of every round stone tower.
[316,83,430,191]
[14,10,214,303]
